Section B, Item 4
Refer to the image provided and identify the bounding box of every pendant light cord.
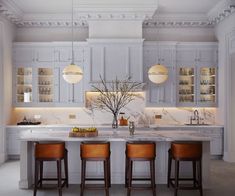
[71,0,74,64]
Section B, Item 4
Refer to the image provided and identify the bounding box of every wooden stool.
[33,142,68,196]
[167,141,203,196]
[80,141,111,196]
[125,141,156,196]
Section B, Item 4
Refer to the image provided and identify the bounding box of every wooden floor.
[0,160,235,196]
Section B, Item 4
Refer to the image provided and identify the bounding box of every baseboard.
[0,152,6,164]
[223,151,235,162]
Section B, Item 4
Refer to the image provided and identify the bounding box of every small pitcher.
[129,121,135,136]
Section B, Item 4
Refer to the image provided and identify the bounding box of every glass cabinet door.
[16,67,32,103]
[38,68,54,103]
[199,67,216,105]
[178,67,195,105]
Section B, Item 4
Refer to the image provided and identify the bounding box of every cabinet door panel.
[59,68,70,103]
[90,46,105,82]
[176,49,197,65]
[55,47,71,62]
[104,46,128,81]
[129,47,143,82]
[198,48,217,66]
[147,67,175,106]
[36,48,54,62]
[13,48,34,63]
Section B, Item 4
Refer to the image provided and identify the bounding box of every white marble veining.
[20,130,211,142]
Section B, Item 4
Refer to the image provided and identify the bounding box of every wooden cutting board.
[69,131,98,137]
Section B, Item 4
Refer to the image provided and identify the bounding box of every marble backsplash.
[11,94,217,126]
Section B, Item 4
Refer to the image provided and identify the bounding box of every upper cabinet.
[144,42,176,107]
[144,42,218,107]
[13,43,54,64]
[12,41,218,108]
[87,39,143,84]
[176,43,218,107]
[13,42,87,107]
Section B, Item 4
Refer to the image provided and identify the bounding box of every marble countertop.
[20,130,211,142]
[6,123,224,129]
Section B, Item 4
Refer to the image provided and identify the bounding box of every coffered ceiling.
[0,0,235,28]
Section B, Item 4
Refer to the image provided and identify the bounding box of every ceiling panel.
[11,0,220,14]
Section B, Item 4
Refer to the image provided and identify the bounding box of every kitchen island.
[19,129,211,189]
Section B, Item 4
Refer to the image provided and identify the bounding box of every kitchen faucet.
[190,110,200,124]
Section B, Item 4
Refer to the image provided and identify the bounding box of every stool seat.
[125,141,156,196]
[167,141,203,196]
[80,141,111,196]
[33,142,68,196]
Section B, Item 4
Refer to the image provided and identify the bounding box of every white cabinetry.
[13,42,88,107]
[144,42,176,106]
[176,43,218,107]
[13,43,54,64]
[87,39,143,84]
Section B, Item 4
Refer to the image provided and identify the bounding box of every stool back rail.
[80,141,111,196]
[33,142,69,196]
[167,141,203,196]
[125,141,156,196]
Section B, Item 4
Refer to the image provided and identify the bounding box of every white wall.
[215,12,235,162]
[16,27,88,42]
[143,27,217,42]
[0,16,16,163]
[15,26,217,42]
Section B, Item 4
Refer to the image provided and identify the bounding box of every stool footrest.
[84,185,109,190]
[131,178,152,181]
[85,178,105,181]
[128,186,154,190]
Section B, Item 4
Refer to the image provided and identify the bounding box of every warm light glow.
[62,63,83,84]
[148,64,168,84]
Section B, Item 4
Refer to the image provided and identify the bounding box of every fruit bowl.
[69,127,98,137]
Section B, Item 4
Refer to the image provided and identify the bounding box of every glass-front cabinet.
[16,67,33,103]
[14,67,56,106]
[38,68,54,103]
[177,66,217,107]
[177,67,196,106]
[198,67,217,106]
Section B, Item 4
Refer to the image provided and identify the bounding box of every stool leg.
[57,160,62,196]
[127,159,133,196]
[198,160,203,196]
[125,157,128,188]
[150,160,156,196]
[108,158,111,188]
[104,160,109,196]
[174,160,179,196]
[193,161,196,188]
[39,161,43,188]
[33,160,39,196]
[80,160,86,196]
[64,151,69,188]
[167,151,172,188]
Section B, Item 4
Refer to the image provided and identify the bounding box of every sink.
[184,124,210,126]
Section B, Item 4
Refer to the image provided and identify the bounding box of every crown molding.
[208,0,235,25]
[0,1,220,28]
[0,0,22,23]
[144,14,214,28]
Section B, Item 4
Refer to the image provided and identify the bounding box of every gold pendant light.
[148,64,168,84]
[63,0,83,84]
